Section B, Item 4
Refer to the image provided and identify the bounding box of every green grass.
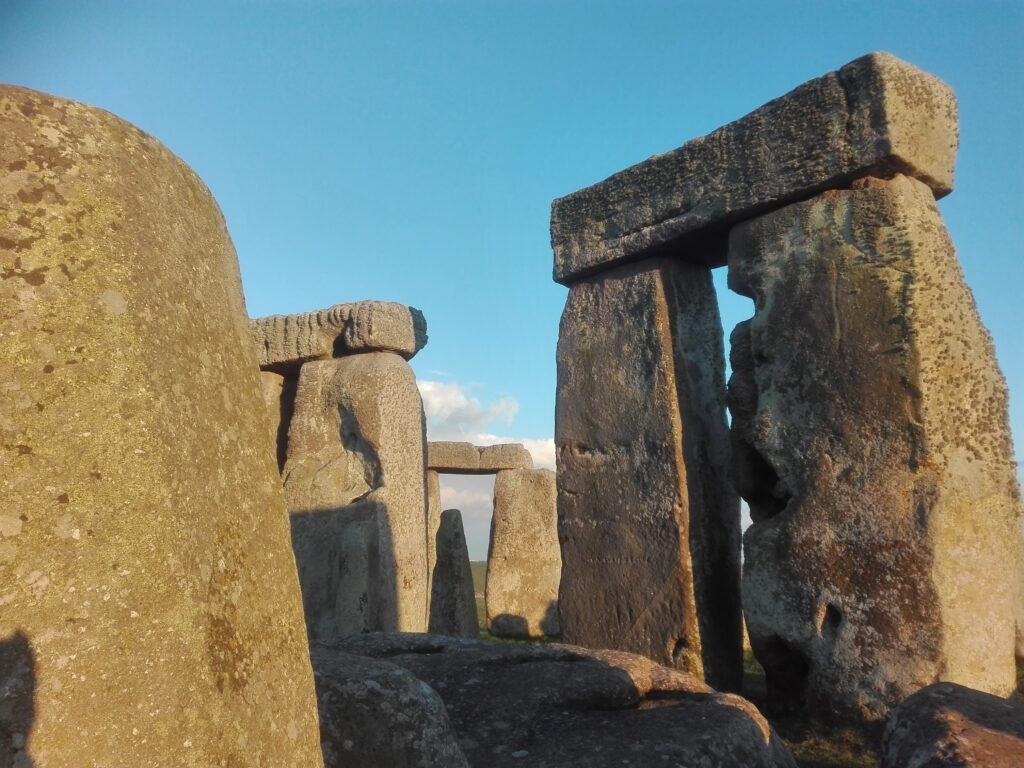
[470,561,487,632]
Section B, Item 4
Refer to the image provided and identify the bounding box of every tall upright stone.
[729,175,1021,721]
[428,509,479,638]
[284,352,429,636]
[0,86,323,766]
[486,468,561,638]
[426,468,443,601]
[556,257,741,689]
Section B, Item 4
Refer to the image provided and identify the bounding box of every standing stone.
[428,510,479,638]
[426,468,442,600]
[0,86,322,766]
[259,369,297,471]
[284,352,429,636]
[730,175,1022,721]
[556,257,741,690]
[486,469,561,638]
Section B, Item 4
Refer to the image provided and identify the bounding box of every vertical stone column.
[284,352,429,636]
[426,468,442,600]
[0,85,322,767]
[556,257,741,689]
[730,175,1021,721]
[259,369,298,472]
[428,509,479,637]
[486,468,561,638]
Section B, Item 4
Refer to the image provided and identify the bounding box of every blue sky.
[3,1,1021,557]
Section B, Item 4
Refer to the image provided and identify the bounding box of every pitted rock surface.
[487,469,561,638]
[556,257,741,690]
[284,353,429,636]
[551,52,958,283]
[730,175,1021,721]
[324,633,798,768]
[882,683,1024,768]
[0,85,323,767]
[251,300,427,372]
[312,645,468,768]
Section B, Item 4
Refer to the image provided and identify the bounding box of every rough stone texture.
[730,174,1021,722]
[478,443,533,472]
[427,441,533,474]
[556,257,741,690]
[311,644,468,768]
[426,469,442,600]
[882,683,1024,768]
[327,633,798,768]
[284,353,429,636]
[251,300,428,372]
[428,510,479,638]
[551,52,958,284]
[259,369,297,472]
[0,85,323,767]
[486,469,561,638]
[1018,527,1024,660]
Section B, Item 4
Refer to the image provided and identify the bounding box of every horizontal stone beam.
[251,301,427,372]
[427,442,533,474]
[550,51,958,284]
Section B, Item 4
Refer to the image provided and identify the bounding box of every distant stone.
[284,353,429,636]
[882,683,1024,768]
[426,469,443,601]
[251,300,428,372]
[731,175,1021,721]
[429,510,479,638]
[487,469,561,638]
[557,257,742,690]
[311,646,468,768]
[0,85,322,766]
[327,633,798,768]
[427,441,533,474]
[551,52,958,284]
[479,443,533,472]
[428,441,481,472]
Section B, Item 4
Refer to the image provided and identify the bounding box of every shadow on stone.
[488,613,530,638]
[0,631,36,768]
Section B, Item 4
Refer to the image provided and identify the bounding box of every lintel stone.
[427,441,533,474]
[551,51,958,284]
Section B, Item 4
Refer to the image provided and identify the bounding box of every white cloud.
[418,380,518,439]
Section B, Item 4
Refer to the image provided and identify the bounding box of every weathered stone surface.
[252,300,428,372]
[730,175,1021,721]
[882,683,1024,768]
[311,645,469,768]
[427,441,533,474]
[478,443,533,472]
[284,353,429,636]
[487,469,561,638]
[327,633,798,768]
[428,510,479,638]
[0,86,322,766]
[556,257,741,690]
[551,52,958,284]
[259,369,297,471]
[426,469,442,599]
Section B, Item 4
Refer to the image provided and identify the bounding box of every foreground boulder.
[0,86,322,766]
[311,645,468,768]
[324,633,797,768]
[882,683,1024,767]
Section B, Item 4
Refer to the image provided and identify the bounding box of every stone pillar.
[426,469,442,600]
[0,85,322,766]
[428,509,479,637]
[730,175,1022,721]
[486,468,561,638]
[259,369,298,472]
[284,352,429,636]
[556,257,741,689]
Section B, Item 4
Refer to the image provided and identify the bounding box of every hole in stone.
[819,602,843,640]
[732,440,792,523]
[753,635,810,715]
[671,637,688,662]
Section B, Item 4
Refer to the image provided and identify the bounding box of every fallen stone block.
[324,633,798,768]
[731,175,1021,721]
[556,257,741,690]
[882,683,1024,768]
[551,51,958,284]
[487,469,561,638]
[252,300,427,372]
[0,85,322,766]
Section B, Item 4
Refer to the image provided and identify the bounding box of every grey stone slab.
[551,52,958,284]
[0,85,322,766]
[730,175,1021,721]
[427,442,533,474]
[487,469,561,638]
[556,257,741,690]
[428,509,479,638]
[251,300,428,372]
